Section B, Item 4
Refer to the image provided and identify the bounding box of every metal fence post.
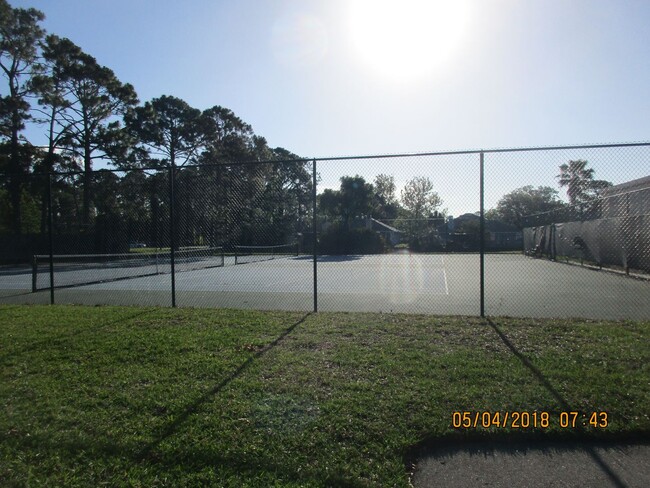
[48,172,55,305]
[479,151,485,317]
[312,159,318,313]
[170,164,176,307]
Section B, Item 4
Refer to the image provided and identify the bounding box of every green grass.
[1,305,648,487]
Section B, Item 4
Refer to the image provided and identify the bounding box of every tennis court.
[1,252,648,320]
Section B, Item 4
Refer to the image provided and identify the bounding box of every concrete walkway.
[411,440,650,488]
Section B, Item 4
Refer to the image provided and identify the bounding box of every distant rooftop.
[370,218,401,233]
[604,175,650,195]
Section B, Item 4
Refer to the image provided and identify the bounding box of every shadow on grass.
[0,290,34,300]
[15,430,364,488]
[484,318,628,488]
[137,312,313,461]
[406,318,634,488]
[152,447,365,488]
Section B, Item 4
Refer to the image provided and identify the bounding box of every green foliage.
[126,95,205,167]
[318,175,375,232]
[0,0,45,233]
[0,2,309,246]
[408,228,445,252]
[492,185,565,229]
[398,176,444,248]
[400,175,442,219]
[0,0,45,140]
[318,223,386,254]
[372,173,400,219]
[0,186,9,232]
[339,175,374,226]
[557,160,612,206]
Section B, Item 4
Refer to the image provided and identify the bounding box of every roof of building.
[454,213,480,221]
[370,218,402,233]
[603,175,650,196]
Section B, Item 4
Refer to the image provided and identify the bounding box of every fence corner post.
[312,159,318,313]
[479,151,485,318]
[170,163,176,308]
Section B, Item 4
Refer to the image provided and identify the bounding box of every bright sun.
[348,0,470,82]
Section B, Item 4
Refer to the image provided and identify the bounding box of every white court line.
[442,256,449,295]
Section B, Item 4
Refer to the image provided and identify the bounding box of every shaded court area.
[1,253,649,320]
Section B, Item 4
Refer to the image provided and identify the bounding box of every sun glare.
[348,0,470,82]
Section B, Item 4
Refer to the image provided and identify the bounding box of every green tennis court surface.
[1,253,648,319]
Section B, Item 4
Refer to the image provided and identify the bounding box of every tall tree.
[30,35,82,231]
[373,173,399,219]
[201,105,255,162]
[492,185,565,229]
[400,176,442,219]
[0,0,45,232]
[339,175,373,228]
[374,174,396,204]
[126,96,214,249]
[44,45,138,224]
[557,160,612,206]
[318,175,374,229]
[399,176,443,246]
[127,95,207,168]
[30,35,75,172]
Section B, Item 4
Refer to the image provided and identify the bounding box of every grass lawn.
[1,305,648,486]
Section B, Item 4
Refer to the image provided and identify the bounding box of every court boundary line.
[442,256,449,295]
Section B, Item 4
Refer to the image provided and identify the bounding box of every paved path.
[412,440,650,488]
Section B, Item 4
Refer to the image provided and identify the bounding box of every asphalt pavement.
[411,440,650,488]
[2,253,649,319]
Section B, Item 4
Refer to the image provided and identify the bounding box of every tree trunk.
[82,119,92,226]
[9,81,23,234]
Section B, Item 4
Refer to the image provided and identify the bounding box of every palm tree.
[557,160,595,205]
[557,159,612,219]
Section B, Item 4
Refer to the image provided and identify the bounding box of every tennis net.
[234,243,299,265]
[32,247,224,291]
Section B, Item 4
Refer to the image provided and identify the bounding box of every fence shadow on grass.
[0,290,33,300]
[486,318,628,488]
[137,312,313,461]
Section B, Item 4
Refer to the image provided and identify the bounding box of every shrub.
[319,224,386,254]
[408,230,445,252]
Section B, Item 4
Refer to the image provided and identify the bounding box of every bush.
[408,231,445,252]
[319,224,386,254]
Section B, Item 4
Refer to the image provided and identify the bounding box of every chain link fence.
[1,143,649,319]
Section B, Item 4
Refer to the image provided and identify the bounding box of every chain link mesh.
[1,144,648,319]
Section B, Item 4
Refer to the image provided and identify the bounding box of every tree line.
[488,160,613,229]
[0,0,311,254]
[1,1,613,255]
[317,174,446,252]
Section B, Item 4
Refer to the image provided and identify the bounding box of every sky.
[8,0,650,215]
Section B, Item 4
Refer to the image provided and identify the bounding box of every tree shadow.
[406,319,635,488]
[0,266,32,277]
[0,290,34,300]
[137,312,313,460]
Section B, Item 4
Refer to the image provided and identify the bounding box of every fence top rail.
[2,141,649,178]
[311,141,650,162]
